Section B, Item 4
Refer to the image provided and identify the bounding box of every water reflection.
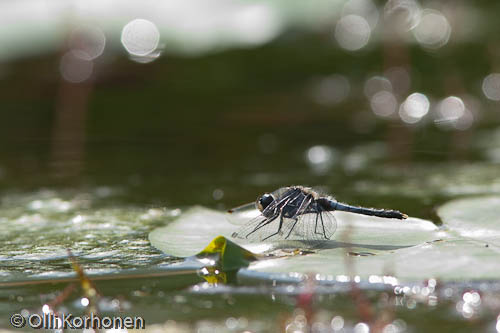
[482,73,500,101]
[342,0,379,30]
[413,9,451,49]
[69,25,106,61]
[399,92,429,124]
[305,145,337,175]
[60,51,93,83]
[121,18,160,58]
[434,96,474,130]
[331,315,344,331]
[229,3,281,46]
[364,76,393,98]
[334,14,371,51]
[370,90,397,118]
[384,0,421,32]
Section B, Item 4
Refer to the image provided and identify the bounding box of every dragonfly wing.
[271,186,294,199]
[231,187,321,242]
[231,214,280,241]
[285,210,337,241]
[227,202,255,214]
[230,192,300,242]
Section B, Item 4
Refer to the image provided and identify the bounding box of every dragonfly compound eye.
[256,193,274,212]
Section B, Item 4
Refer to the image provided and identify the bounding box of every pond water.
[1,1,500,331]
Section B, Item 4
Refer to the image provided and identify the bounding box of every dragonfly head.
[256,193,274,212]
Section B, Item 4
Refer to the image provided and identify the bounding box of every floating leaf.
[149,207,439,257]
[149,207,250,257]
[437,195,500,246]
[149,207,453,281]
[249,238,500,281]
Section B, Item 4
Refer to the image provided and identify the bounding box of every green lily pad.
[148,207,439,256]
[149,202,500,281]
[147,199,500,281]
[149,207,251,257]
[437,195,500,246]
[149,206,448,281]
[249,238,500,281]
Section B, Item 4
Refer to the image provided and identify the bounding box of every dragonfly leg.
[319,212,327,239]
[262,215,284,241]
[246,214,278,238]
[314,213,321,235]
[284,218,299,239]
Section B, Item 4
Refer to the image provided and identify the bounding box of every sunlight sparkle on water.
[81,297,90,307]
[306,145,337,175]
[331,316,344,331]
[342,0,379,29]
[436,96,464,120]
[121,19,160,57]
[482,73,500,101]
[334,14,371,51]
[399,92,429,124]
[364,76,393,98]
[371,90,397,118]
[354,322,370,333]
[463,291,481,306]
[384,0,421,32]
[413,9,451,49]
[69,26,106,61]
[60,51,93,83]
[230,4,281,45]
[434,96,474,130]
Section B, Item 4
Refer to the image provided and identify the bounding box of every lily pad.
[150,204,500,281]
[250,238,500,281]
[149,207,454,281]
[437,195,500,246]
[148,207,439,257]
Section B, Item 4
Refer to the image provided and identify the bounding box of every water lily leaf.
[249,197,500,281]
[437,195,500,246]
[149,207,247,257]
[149,205,500,280]
[149,206,443,282]
[250,238,500,281]
[149,207,439,256]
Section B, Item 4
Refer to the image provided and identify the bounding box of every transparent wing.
[232,210,337,242]
[271,186,295,198]
[231,190,337,242]
[227,202,255,214]
[231,188,300,242]
[281,210,337,241]
[231,214,281,242]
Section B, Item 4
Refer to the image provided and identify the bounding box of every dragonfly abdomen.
[317,198,407,220]
[335,202,407,219]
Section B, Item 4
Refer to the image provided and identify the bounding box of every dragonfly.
[229,186,407,242]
